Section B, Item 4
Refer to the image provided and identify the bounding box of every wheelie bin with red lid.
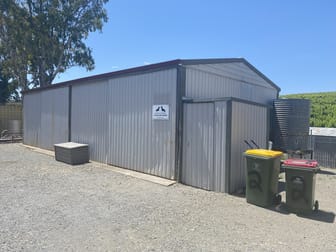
[244,149,283,207]
[283,159,319,214]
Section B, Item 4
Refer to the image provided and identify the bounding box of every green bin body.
[244,150,282,207]
[283,159,319,214]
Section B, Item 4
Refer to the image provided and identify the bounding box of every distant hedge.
[281,92,336,128]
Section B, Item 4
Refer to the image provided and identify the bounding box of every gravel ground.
[0,144,335,251]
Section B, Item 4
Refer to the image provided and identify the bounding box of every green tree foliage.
[0,61,19,102]
[0,0,108,90]
[281,92,336,128]
[0,69,10,103]
[0,0,30,92]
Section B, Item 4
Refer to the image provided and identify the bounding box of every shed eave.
[22,57,281,94]
[22,59,182,94]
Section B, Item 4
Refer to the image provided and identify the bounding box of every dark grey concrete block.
[54,142,89,165]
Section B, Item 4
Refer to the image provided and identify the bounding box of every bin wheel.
[314,200,319,212]
[273,194,282,205]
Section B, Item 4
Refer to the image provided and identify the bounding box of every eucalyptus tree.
[0,0,108,90]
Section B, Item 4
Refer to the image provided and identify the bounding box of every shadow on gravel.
[230,181,286,197]
[227,193,335,223]
[297,210,335,223]
[269,204,335,223]
[267,203,290,215]
[318,169,336,176]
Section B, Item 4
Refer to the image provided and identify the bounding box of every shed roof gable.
[180,58,280,91]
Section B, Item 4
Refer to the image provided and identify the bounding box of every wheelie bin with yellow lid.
[283,159,319,214]
[244,149,283,207]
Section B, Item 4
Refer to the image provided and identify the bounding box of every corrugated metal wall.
[182,103,214,190]
[214,101,228,192]
[229,101,268,193]
[182,101,228,192]
[23,92,41,146]
[22,60,276,191]
[71,69,177,179]
[71,80,109,163]
[23,87,69,150]
[312,136,336,168]
[185,63,278,104]
[40,88,69,149]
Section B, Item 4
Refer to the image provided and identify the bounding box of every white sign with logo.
[152,104,169,120]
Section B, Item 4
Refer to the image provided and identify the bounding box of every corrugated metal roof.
[23,58,280,94]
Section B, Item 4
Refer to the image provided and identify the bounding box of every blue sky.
[55,0,336,95]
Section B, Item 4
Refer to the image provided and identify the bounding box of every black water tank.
[271,99,311,151]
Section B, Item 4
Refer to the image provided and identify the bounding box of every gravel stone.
[0,144,335,251]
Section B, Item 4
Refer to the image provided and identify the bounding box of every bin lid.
[245,149,283,158]
[283,159,318,168]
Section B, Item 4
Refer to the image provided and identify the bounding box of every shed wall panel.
[187,63,272,88]
[71,80,109,163]
[23,92,41,147]
[230,101,268,193]
[71,69,177,179]
[182,101,228,192]
[182,103,214,190]
[40,88,69,149]
[185,64,278,104]
[23,87,69,150]
[214,101,228,192]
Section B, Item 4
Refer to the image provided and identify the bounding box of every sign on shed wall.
[152,104,169,120]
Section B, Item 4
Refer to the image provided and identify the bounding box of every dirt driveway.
[0,144,335,251]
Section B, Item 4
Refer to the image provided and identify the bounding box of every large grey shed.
[23,58,280,193]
